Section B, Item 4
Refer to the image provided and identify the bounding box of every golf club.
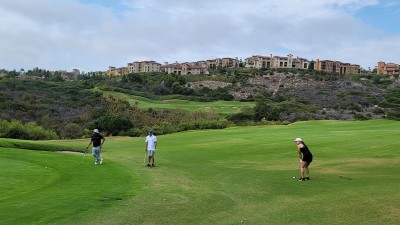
[143,152,147,165]
[81,147,88,164]
[339,175,352,180]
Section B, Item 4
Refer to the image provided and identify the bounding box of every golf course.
[1,120,399,225]
[101,90,255,115]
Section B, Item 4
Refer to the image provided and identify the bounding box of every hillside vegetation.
[1,68,400,139]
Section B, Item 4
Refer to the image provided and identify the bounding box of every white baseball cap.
[93,129,99,133]
[294,138,302,142]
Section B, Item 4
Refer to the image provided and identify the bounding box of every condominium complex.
[128,61,161,73]
[106,54,399,77]
[162,62,208,75]
[314,59,361,75]
[107,61,161,76]
[244,54,309,69]
[161,58,239,75]
[107,66,128,76]
[377,61,400,75]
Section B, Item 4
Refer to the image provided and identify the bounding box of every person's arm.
[297,145,302,160]
[86,140,93,152]
[101,137,105,146]
[154,141,157,150]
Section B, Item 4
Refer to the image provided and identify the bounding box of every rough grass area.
[0,138,83,152]
[1,120,399,224]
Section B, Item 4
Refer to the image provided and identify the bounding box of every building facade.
[314,59,361,75]
[377,61,400,75]
[127,61,161,73]
[107,66,128,76]
[244,54,309,69]
[161,62,208,75]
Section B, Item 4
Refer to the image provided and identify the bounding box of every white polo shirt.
[145,135,157,150]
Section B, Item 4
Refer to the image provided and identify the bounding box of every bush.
[353,114,369,120]
[0,119,58,140]
[387,111,400,120]
[120,128,143,137]
[372,107,385,114]
[178,119,229,131]
[149,122,177,135]
[61,123,84,139]
[90,115,133,136]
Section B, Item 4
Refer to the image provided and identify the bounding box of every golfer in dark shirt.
[294,138,313,181]
[86,129,105,165]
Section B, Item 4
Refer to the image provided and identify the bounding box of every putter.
[143,152,147,165]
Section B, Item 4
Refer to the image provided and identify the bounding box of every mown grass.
[102,91,255,115]
[1,120,400,224]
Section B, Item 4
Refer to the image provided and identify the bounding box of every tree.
[308,61,315,70]
[91,115,133,136]
[254,93,280,121]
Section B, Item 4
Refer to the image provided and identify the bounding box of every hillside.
[1,68,400,139]
[186,70,398,120]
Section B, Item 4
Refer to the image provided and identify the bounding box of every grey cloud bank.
[0,0,399,72]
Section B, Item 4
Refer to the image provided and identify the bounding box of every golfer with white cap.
[294,137,313,181]
[86,129,105,165]
[145,129,157,167]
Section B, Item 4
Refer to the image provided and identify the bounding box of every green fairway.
[1,120,400,224]
[102,91,255,114]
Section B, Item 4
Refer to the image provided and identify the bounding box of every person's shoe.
[305,177,310,180]
[152,164,155,167]
[100,159,103,165]
[95,161,98,165]
[147,164,151,167]
[298,177,306,181]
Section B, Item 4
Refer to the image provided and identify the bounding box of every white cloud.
[0,0,398,71]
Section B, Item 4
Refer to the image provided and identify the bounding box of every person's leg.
[147,150,153,167]
[299,161,306,181]
[92,147,101,164]
[98,147,102,164]
[305,162,311,179]
[152,151,155,166]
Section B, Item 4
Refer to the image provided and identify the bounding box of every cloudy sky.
[0,0,399,72]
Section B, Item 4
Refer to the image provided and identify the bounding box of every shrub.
[372,107,385,114]
[0,119,58,140]
[149,122,177,135]
[120,128,143,137]
[178,119,229,131]
[353,114,369,121]
[387,111,400,120]
[61,123,84,139]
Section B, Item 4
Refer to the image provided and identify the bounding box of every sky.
[0,0,399,72]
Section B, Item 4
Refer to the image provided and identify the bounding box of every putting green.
[0,155,60,201]
[0,147,142,225]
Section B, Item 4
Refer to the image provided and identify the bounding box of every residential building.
[314,59,361,74]
[107,66,128,76]
[161,62,208,75]
[127,61,161,73]
[377,61,400,75]
[206,58,239,69]
[272,54,293,68]
[244,55,272,69]
[292,57,309,69]
[244,54,308,69]
[221,57,239,68]
[314,60,341,73]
